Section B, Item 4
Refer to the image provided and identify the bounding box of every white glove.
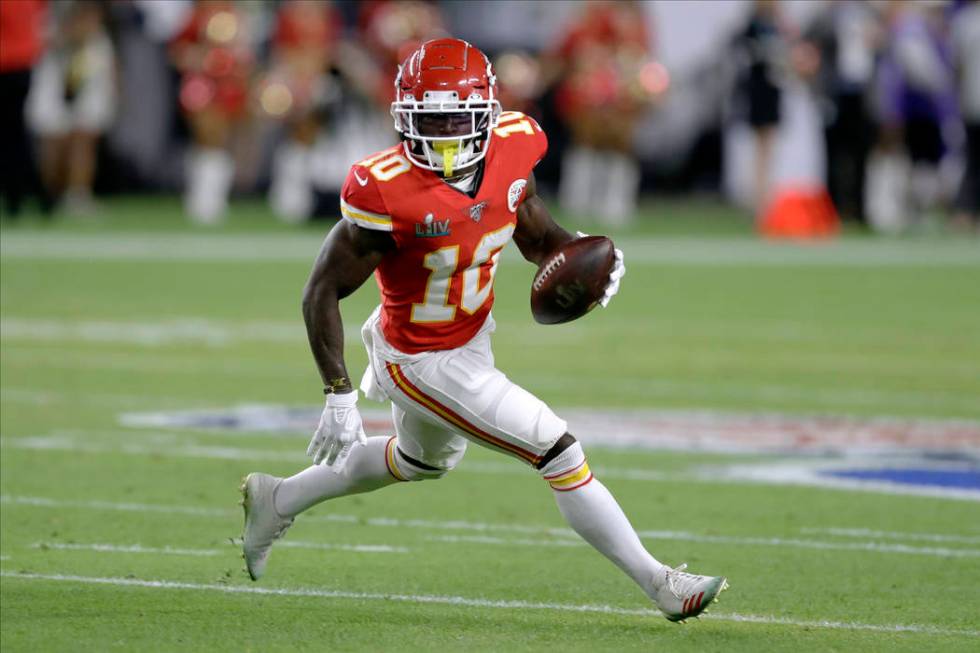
[576,231,625,308]
[306,390,367,466]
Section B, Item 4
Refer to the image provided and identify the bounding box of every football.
[530,236,615,324]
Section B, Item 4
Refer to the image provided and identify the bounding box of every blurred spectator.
[263,0,343,222]
[733,0,788,216]
[493,50,544,118]
[807,0,882,223]
[951,0,980,231]
[550,0,657,225]
[26,0,116,217]
[1,0,47,217]
[867,0,957,232]
[359,0,448,107]
[170,0,255,224]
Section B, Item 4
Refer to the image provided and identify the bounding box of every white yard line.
[278,541,408,554]
[801,527,980,544]
[33,542,222,557]
[0,388,220,410]
[0,436,689,482]
[30,541,405,556]
[3,233,979,266]
[5,434,978,502]
[427,535,585,548]
[0,318,575,349]
[4,494,977,558]
[0,571,976,637]
[428,532,980,558]
[0,318,304,348]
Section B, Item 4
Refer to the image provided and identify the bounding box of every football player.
[242,38,726,622]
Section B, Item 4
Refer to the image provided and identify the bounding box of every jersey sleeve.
[527,116,548,168]
[494,111,548,170]
[340,165,393,232]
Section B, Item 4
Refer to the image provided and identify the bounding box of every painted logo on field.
[119,406,980,500]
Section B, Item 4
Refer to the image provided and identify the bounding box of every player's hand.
[306,390,367,466]
[576,231,625,308]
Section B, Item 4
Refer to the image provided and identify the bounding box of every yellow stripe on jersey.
[340,199,393,231]
[545,461,593,491]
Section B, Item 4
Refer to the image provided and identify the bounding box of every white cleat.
[653,564,728,622]
[240,473,293,581]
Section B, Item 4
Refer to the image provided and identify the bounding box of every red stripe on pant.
[385,362,541,465]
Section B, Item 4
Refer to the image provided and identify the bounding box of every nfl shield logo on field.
[507,179,527,213]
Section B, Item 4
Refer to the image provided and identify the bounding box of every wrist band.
[323,376,352,395]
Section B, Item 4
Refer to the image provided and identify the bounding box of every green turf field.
[2,198,979,651]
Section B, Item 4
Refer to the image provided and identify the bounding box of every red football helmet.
[391,38,502,176]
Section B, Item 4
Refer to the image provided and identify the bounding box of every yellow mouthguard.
[433,142,456,177]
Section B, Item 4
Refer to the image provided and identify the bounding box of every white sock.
[600,151,639,225]
[185,147,234,224]
[542,442,667,597]
[274,436,401,516]
[269,141,313,223]
[559,145,596,216]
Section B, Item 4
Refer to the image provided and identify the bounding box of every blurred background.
[1,0,977,234]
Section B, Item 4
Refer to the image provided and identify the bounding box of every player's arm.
[302,220,394,392]
[514,171,626,309]
[513,171,575,266]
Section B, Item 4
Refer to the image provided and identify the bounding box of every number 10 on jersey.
[410,224,516,323]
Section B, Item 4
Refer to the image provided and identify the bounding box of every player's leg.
[242,404,463,580]
[273,403,466,515]
[537,433,726,621]
[380,326,726,620]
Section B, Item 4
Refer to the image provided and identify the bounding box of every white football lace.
[665,563,702,598]
[273,518,294,541]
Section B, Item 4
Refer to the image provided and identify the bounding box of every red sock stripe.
[386,362,541,465]
[695,591,704,611]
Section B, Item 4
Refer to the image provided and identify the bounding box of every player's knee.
[387,444,454,482]
[537,434,593,491]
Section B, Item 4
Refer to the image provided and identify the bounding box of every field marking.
[33,542,222,557]
[0,388,223,410]
[0,436,688,483]
[277,541,408,554]
[0,318,575,350]
[527,373,980,415]
[4,494,977,559]
[0,318,304,348]
[427,532,980,558]
[1,571,977,638]
[802,527,980,544]
[0,556,9,561]
[6,433,979,503]
[4,232,979,266]
[30,541,406,556]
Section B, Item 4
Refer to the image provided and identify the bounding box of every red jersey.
[340,111,547,354]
